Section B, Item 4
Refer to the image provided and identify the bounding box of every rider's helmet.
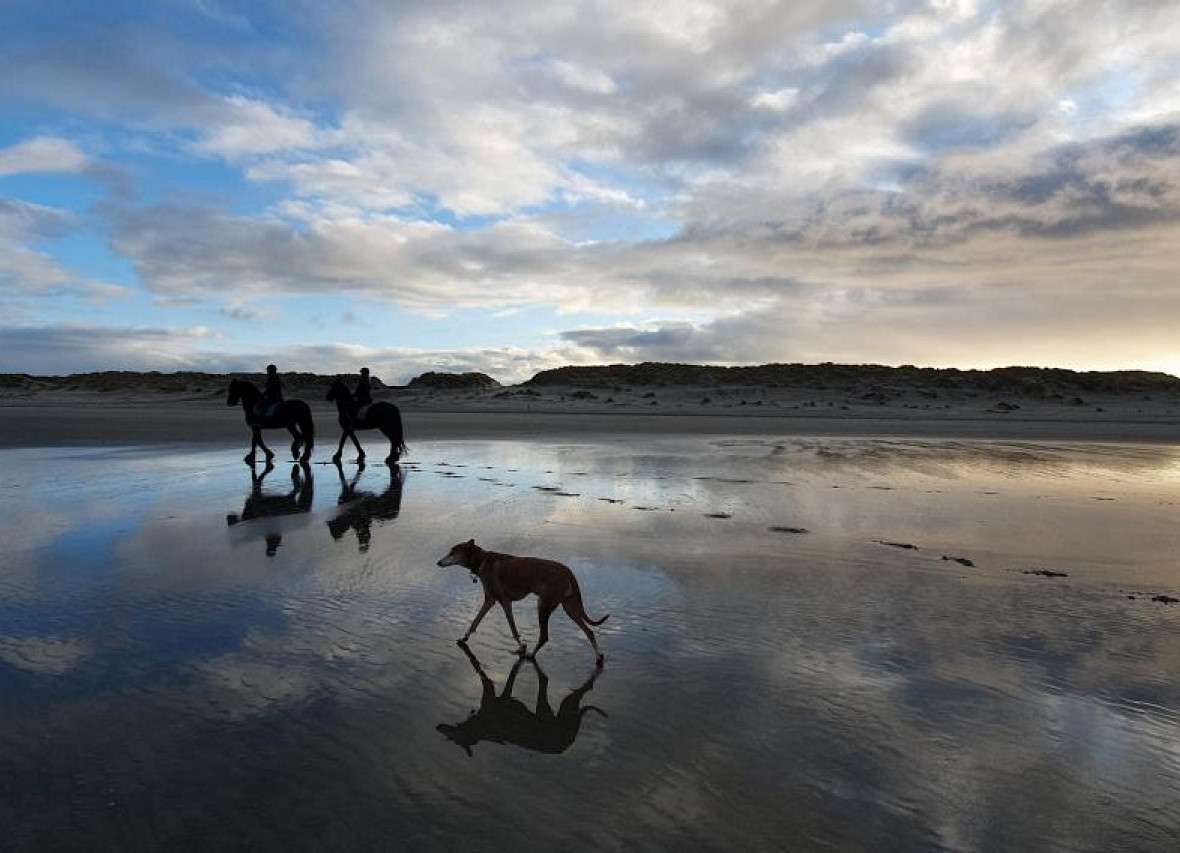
[361,367,369,375]
[266,364,277,373]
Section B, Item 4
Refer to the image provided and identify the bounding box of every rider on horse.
[253,364,284,423]
[352,367,372,422]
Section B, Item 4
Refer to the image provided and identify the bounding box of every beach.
[1,393,1179,446]
[1,433,1178,850]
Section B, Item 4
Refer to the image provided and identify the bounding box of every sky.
[1,0,1180,383]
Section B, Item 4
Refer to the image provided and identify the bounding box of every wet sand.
[1,398,1179,445]
[1,437,1179,851]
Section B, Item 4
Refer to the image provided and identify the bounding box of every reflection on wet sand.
[225,461,313,555]
[438,642,605,756]
[2,439,1179,851]
[327,462,405,552]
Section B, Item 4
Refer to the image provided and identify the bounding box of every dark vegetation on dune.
[526,363,1180,396]
[3,363,1179,400]
[407,371,500,390]
[0,370,388,395]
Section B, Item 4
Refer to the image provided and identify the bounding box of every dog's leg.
[562,600,604,662]
[458,641,497,704]
[499,600,527,655]
[462,595,495,643]
[528,597,559,660]
[502,655,525,698]
[530,657,555,719]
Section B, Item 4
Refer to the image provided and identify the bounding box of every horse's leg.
[349,428,365,462]
[332,424,347,464]
[381,427,398,464]
[255,428,275,461]
[245,428,258,464]
[287,425,301,461]
[299,408,314,463]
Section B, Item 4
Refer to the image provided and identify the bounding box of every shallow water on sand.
[1,437,1179,852]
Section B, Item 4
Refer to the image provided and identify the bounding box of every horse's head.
[227,379,242,407]
[326,378,348,402]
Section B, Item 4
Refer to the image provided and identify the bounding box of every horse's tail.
[299,402,315,454]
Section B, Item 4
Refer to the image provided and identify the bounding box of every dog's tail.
[569,576,610,626]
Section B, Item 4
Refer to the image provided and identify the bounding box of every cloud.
[7,0,1180,372]
[0,635,92,675]
[190,96,321,158]
[0,322,563,383]
[0,324,214,375]
[560,260,1180,370]
[0,198,128,313]
[0,137,89,176]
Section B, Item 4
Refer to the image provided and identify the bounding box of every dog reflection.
[226,461,314,556]
[327,461,405,552]
[437,642,605,757]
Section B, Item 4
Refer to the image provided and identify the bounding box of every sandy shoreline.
[1,397,1178,445]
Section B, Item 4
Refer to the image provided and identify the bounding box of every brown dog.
[436,540,609,661]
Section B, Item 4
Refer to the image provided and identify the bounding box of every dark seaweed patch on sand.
[941,556,975,567]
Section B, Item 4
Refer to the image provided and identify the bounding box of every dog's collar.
[470,547,488,577]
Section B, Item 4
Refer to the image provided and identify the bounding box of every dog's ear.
[466,538,475,546]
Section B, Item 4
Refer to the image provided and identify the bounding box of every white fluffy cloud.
[5,0,1180,372]
[0,137,89,176]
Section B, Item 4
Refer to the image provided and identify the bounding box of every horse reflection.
[326,461,405,552]
[437,642,605,757]
[226,461,314,556]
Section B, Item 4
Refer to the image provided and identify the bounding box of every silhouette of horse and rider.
[226,365,406,465]
[225,460,314,556]
[327,461,405,552]
[437,642,606,757]
[225,457,406,556]
[326,370,408,465]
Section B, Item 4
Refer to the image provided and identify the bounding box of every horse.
[226,461,314,556]
[226,378,316,463]
[325,378,408,464]
[327,460,405,553]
